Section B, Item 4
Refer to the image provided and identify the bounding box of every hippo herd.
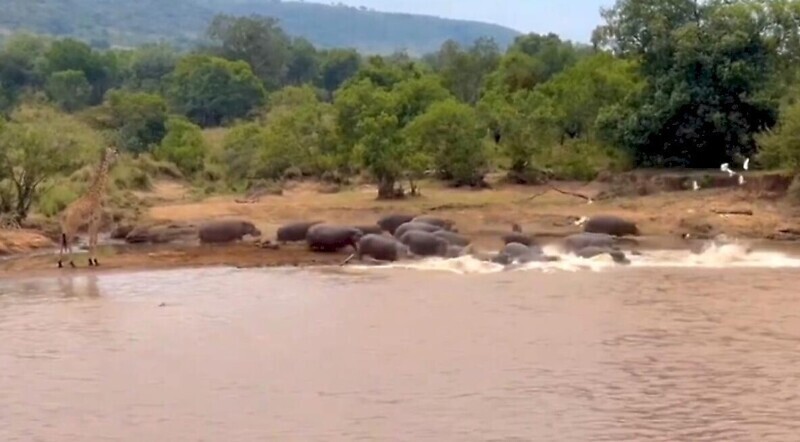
[248,213,641,267]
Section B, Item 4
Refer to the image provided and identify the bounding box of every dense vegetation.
[2,0,800,225]
[0,0,520,54]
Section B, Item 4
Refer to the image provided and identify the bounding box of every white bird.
[738,174,745,185]
[743,158,750,171]
[692,180,700,191]
[586,199,594,205]
[720,163,736,177]
[574,216,588,226]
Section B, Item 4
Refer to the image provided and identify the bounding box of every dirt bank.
[2,175,799,278]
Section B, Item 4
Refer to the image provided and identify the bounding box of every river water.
[2,245,800,441]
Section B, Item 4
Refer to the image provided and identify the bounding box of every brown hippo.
[492,242,552,265]
[199,220,261,244]
[394,221,442,239]
[583,215,639,237]
[563,232,617,253]
[377,214,417,235]
[500,223,536,247]
[344,234,410,263]
[412,215,456,231]
[398,230,450,257]
[276,221,323,243]
[353,224,384,236]
[306,224,363,252]
[433,230,471,247]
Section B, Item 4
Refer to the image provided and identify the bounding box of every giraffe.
[58,147,118,268]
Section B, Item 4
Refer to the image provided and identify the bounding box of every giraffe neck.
[86,155,111,204]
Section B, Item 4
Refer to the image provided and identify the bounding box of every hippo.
[394,221,442,239]
[377,214,417,235]
[492,242,552,265]
[433,230,471,247]
[306,224,363,252]
[412,215,456,231]
[353,224,384,236]
[199,220,261,244]
[583,215,639,237]
[277,221,323,243]
[344,234,410,264]
[445,244,472,258]
[501,223,536,247]
[399,230,450,257]
[563,232,616,253]
[575,246,630,264]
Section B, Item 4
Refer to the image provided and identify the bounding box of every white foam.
[347,242,800,275]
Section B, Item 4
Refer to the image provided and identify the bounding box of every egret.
[692,180,700,191]
[738,174,745,185]
[720,163,736,177]
[743,158,750,171]
[574,216,588,226]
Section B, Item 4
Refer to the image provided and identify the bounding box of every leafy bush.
[154,117,208,175]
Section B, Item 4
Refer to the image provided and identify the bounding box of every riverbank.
[1,172,799,277]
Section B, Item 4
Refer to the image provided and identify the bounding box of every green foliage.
[122,43,178,93]
[221,86,338,182]
[155,117,208,175]
[168,55,266,127]
[0,104,99,220]
[319,49,361,93]
[757,98,800,171]
[45,70,92,111]
[207,15,291,91]
[432,38,501,104]
[37,184,80,217]
[87,90,168,153]
[42,38,115,103]
[404,99,487,186]
[595,0,780,167]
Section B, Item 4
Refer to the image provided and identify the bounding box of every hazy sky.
[329,0,613,42]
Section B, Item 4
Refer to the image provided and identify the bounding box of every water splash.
[346,242,800,275]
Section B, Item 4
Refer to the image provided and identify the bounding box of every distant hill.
[0,0,521,54]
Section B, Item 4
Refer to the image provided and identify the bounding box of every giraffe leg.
[88,217,100,267]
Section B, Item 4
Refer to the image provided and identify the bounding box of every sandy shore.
[2,176,799,278]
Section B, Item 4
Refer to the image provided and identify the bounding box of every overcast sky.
[328,0,612,42]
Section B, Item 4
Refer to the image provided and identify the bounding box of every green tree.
[42,38,114,103]
[154,117,208,175]
[168,55,266,127]
[45,70,92,111]
[123,43,178,93]
[285,38,319,86]
[757,97,800,170]
[207,14,291,91]
[595,0,779,167]
[404,99,488,186]
[318,49,361,93]
[88,90,168,153]
[0,34,50,110]
[433,38,500,104]
[0,105,98,220]
[355,111,406,199]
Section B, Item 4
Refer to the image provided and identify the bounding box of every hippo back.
[502,232,536,247]
[358,234,406,262]
[394,222,441,239]
[306,224,362,252]
[433,230,471,247]
[412,216,456,231]
[564,232,615,252]
[199,220,259,244]
[584,215,639,237]
[377,214,416,235]
[277,221,322,242]
[399,230,449,257]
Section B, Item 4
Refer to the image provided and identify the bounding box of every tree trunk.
[377,176,398,200]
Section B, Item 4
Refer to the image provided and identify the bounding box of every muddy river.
[2,245,800,441]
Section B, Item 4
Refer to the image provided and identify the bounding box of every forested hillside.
[0,0,520,53]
